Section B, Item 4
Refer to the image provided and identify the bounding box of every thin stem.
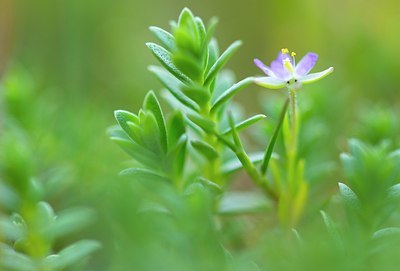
[287,90,298,191]
[226,112,278,201]
[214,132,236,151]
[288,89,298,155]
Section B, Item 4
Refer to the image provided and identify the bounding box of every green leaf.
[212,70,235,102]
[141,112,163,156]
[0,244,35,271]
[178,8,196,30]
[36,201,55,231]
[371,227,400,254]
[146,42,191,84]
[210,77,254,114]
[206,39,219,74]
[388,183,400,201]
[195,176,222,194]
[167,111,186,147]
[148,66,199,111]
[218,192,271,215]
[107,125,129,140]
[110,137,159,169]
[177,8,200,53]
[183,182,206,196]
[114,110,139,140]
[320,210,343,247]
[221,114,267,135]
[204,40,242,86]
[191,140,219,161]
[291,229,303,244]
[174,28,197,56]
[181,84,210,106]
[198,17,216,69]
[48,207,95,239]
[166,134,187,177]
[149,26,176,51]
[261,98,289,175]
[340,153,354,176]
[372,227,400,240]
[194,17,206,45]
[222,152,278,175]
[173,52,203,81]
[126,120,145,144]
[119,168,170,183]
[227,112,243,151]
[186,113,215,133]
[0,217,24,240]
[338,182,361,211]
[0,181,19,209]
[143,91,168,153]
[370,227,400,255]
[348,138,366,159]
[44,240,100,270]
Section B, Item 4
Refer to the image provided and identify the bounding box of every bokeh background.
[1,0,400,269]
[4,0,400,107]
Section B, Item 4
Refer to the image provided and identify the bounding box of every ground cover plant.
[1,4,400,271]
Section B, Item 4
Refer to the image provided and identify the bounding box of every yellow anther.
[283,58,294,73]
[291,52,296,57]
[281,48,289,54]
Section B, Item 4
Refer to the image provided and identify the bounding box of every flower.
[254,48,334,91]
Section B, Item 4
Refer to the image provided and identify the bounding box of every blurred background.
[3,0,400,108]
[1,0,400,269]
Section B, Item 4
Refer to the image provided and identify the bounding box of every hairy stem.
[287,90,298,190]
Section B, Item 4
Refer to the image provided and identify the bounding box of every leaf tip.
[145,42,156,49]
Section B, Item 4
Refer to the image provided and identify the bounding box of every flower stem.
[287,90,298,190]
[288,89,298,155]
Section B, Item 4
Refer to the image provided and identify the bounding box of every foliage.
[0,70,100,271]
[2,5,400,271]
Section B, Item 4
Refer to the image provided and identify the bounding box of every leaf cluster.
[111,8,274,211]
[0,76,100,271]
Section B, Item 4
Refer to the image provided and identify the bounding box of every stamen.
[281,48,289,54]
[283,58,294,73]
[291,51,296,66]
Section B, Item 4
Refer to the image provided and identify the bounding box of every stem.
[288,89,298,155]
[198,103,224,183]
[283,88,304,228]
[287,89,299,192]
[225,113,278,201]
[203,132,222,182]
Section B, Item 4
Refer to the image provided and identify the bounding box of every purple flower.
[254,48,334,90]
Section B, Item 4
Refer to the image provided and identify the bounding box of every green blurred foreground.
[1,2,400,271]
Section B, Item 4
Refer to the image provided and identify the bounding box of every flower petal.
[277,51,294,65]
[254,58,275,76]
[298,67,334,84]
[295,52,318,76]
[270,60,291,80]
[254,77,286,89]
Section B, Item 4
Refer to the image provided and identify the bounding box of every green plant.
[0,70,100,271]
